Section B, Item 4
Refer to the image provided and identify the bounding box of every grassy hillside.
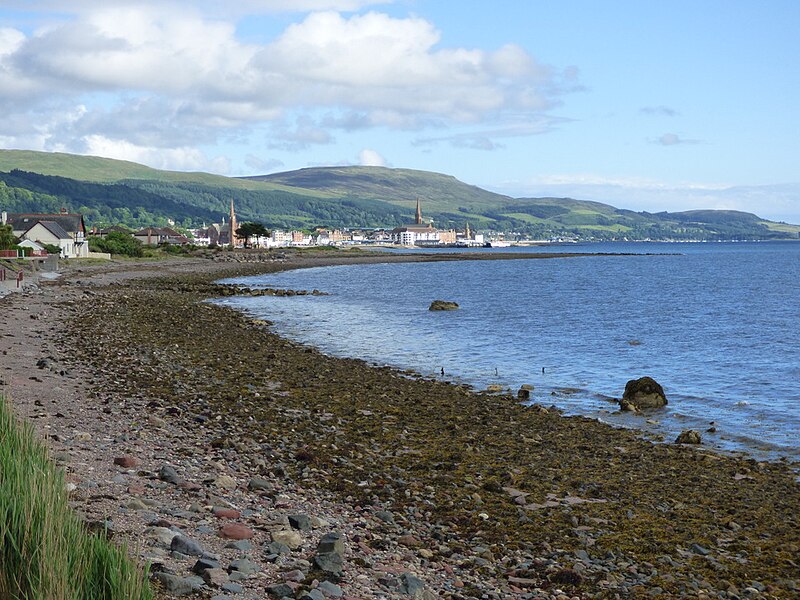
[0,149,797,240]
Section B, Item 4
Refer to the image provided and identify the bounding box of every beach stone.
[621,376,668,410]
[212,507,241,519]
[146,526,178,546]
[264,540,292,556]
[272,529,303,549]
[266,583,295,598]
[159,464,182,484]
[153,573,195,595]
[219,523,254,540]
[222,582,244,593]
[192,557,222,574]
[228,558,260,575]
[399,573,426,597]
[289,514,312,531]
[171,534,205,556]
[226,539,254,551]
[214,475,238,489]
[428,300,459,311]
[318,580,344,597]
[248,477,273,492]
[517,384,534,400]
[201,568,230,588]
[314,532,345,576]
[676,430,702,444]
[113,456,140,468]
[298,590,325,600]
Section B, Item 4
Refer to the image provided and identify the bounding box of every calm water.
[217,242,800,460]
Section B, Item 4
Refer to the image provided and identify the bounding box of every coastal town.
[0,198,505,263]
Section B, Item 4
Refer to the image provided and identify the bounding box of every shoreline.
[2,250,799,599]
[216,251,799,465]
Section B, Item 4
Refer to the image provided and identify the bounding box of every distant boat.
[485,240,511,248]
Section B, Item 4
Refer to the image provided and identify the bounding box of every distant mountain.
[0,149,798,240]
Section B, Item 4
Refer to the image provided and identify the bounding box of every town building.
[2,210,89,258]
[389,199,456,246]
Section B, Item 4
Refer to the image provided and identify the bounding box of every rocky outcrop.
[620,376,668,410]
[676,430,702,444]
[428,300,459,311]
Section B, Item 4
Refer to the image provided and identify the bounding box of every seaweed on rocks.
[63,255,800,599]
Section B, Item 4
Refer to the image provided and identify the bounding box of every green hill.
[0,149,797,240]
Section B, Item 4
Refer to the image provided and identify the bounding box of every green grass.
[0,395,152,600]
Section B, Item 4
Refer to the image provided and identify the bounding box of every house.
[2,211,89,258]
[19,220,76,258]
[132,227,189,246]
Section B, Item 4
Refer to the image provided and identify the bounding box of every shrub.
[89,231,144,257]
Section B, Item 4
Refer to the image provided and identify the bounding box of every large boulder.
[429,300,459,311]
[620,376,668,410]
[675,430,702,444]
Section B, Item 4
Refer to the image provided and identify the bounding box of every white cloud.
[0,3,574,169]
[82,134,231,173]
[358,148,386,166]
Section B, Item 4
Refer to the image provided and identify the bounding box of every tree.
[88,231,144,257]
[0,224,18,250]
[236,222,270,248]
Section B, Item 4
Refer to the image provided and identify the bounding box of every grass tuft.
[0,395,152,600]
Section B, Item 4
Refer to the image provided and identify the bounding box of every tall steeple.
[415,198,422,225]
[465,222,472,239]
[229,199,238,247]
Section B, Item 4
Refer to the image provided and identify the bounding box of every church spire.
[415,198,422,225]
[229,199,238,247]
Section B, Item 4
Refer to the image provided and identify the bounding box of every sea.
[216,241,800,462]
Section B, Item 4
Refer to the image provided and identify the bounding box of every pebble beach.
[2,249,799,600]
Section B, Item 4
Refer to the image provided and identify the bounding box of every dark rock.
[317,580,344,597]
[298,590,325,600]
[314,532,345,577]
[266,582,295,598]
[264,541,292,556]
[621,376,668,410]
[289,514,312,531]
[228,558,260,575]
[170,534,205,557]
[428,300,459,311]
[225,539,254,551]
[399,573,426,596]
[159,464,182,484]
[248,477,273,492]
[374,510,395,524]
[153,572,196,595]
[550,568,583,585]
[517,384,533,400]
[192,557,222,574]
[676,430,702,444]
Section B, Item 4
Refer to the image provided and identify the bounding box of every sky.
[1,0,799,222]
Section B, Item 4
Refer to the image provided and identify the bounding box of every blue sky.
[1,1,799,221]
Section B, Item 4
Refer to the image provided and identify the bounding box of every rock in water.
[676,430,702,444]
[518,384,534,400]
[620,376,668,410]
[428,300,459,311]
